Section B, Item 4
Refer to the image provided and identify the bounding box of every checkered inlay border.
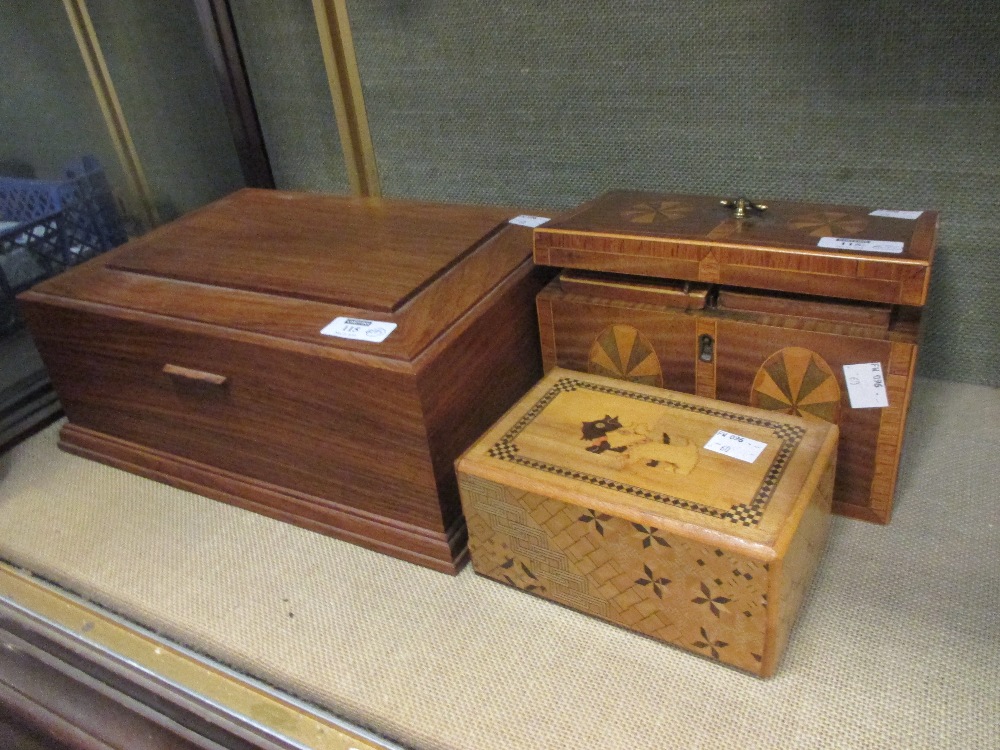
[488,377,804,527]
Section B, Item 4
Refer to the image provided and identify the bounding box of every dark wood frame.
[192,0,275,189]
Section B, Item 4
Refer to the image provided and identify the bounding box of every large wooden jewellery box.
[457,367,839,677]
[534,191,938,523]
[18,189,551,573]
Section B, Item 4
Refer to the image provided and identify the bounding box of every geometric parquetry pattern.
[588,324,664,387]
[786,211,868,238]
[488,377,805,527]
[460,475,772,674]
[620,200,692,225]
[750,347,842,425]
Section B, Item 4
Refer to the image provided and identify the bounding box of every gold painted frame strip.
[0,563,394,750]
[312,0,380,196]
[61,0,159,229]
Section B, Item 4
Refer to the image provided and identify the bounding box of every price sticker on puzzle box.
[843,362,890,408]
[320,317,397,343]
[703,431,768,464]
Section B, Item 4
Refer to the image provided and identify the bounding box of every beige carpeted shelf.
[0,377,997,749]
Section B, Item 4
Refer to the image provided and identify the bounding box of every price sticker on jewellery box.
[843,362,890,409]
[703,430,768,464]
[321,317,397,343]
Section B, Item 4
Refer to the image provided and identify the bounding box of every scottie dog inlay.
[581,414,698,475]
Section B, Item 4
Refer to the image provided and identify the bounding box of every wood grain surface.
[18,191,549,572]
[457,368,838,676]
[559,270,709,309]
[535,191,937,305]
[109,189,517,311]
[717,287,892,329]
[536,274,918,523]
[27,193,536,364]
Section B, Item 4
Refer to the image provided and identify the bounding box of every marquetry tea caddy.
[457,367,839,676]
[533,191,937,523]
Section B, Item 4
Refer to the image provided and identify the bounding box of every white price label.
[320,317,397,343]
[818,237,904,254]
[869,209,923,220]
[843,362,890,409]
[703,430,768,464]
[508,214,550,228]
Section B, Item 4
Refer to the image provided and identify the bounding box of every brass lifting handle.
[720,197,768,218]
[162,363,228,386]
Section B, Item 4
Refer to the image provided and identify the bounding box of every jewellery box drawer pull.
[162,364,228,386]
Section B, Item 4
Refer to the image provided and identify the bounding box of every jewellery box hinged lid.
[30,189,534,363]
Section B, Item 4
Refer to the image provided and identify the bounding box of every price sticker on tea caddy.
[869,209,923,220]
[321,317,397,343]
[843,362,890,408]
[818,236,905,254]
[703,430,768,464]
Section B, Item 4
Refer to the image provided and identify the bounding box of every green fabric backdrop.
[2,1,996,386]
[345,0,999,387]
[229,0,351,194]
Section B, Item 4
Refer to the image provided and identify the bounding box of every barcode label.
[320,317,397,343]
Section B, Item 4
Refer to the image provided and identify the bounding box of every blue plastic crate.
[1,156,127,332]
